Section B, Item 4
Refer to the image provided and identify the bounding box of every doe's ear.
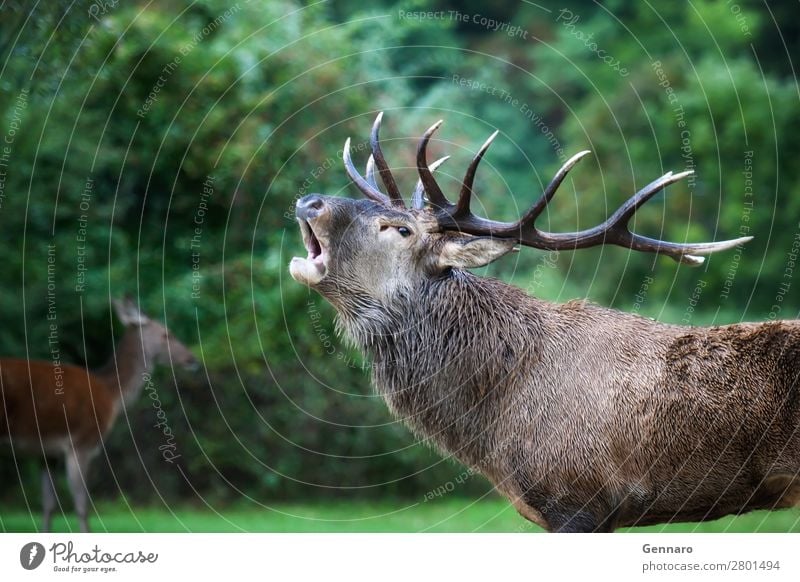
[112,297,149,327]
[438,236,516,270]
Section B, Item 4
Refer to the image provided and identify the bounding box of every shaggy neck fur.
[334,269,547,465]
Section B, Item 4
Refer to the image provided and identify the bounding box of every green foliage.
[524,1,800,321]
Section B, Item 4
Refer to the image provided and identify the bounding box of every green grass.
[2,498,800,533]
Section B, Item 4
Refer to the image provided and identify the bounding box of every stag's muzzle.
[296,194,325,220]
[290,195,329,287]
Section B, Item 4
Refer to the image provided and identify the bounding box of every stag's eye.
[379,224,412,237]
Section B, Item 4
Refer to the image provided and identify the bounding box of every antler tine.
[616,233,754,265]
[412,156,450,210]
[417,120,452,210]
[455,130,499,217]
[343,137,391,205]
[525,150,592,226]
[595,169,754,264]
[512,150,592,229]
[433,149,592,237]
[370,112,404,207]
[605,170,685,227]
[365,155,379,189]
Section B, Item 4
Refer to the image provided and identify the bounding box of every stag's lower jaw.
[290,220,327,286]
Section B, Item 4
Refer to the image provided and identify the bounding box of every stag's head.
[290,113,751,303]
[289,194,516,302]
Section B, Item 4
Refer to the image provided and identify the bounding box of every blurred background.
[0,0,798,532]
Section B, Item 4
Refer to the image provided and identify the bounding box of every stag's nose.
[296,195,326,220]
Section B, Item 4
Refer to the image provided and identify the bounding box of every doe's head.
[112,297,200,372]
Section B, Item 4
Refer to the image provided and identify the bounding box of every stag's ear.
[437,236,516,270]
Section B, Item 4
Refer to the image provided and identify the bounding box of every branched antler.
[344,113,752,265]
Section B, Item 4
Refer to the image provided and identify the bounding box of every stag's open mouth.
[289,219,327,286]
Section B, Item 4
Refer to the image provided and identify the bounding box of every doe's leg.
[40,463,58,532]
[64,448,92,533]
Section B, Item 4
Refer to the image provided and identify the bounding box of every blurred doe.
[0,298,198,532]
[289,112,800,532]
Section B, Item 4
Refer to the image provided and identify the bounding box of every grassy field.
[2,498,800,533]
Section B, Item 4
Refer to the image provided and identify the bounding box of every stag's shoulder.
[687,319,800,355]
[665,319,800,374]
[552,296,671,330]
[675,319,800,347]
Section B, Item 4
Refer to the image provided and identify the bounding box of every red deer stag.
[0,298,198,532]
[289,113,800,532]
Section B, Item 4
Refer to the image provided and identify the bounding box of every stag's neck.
[338,269,543,357]
[94,327,155,410]
[336,269,548,460]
